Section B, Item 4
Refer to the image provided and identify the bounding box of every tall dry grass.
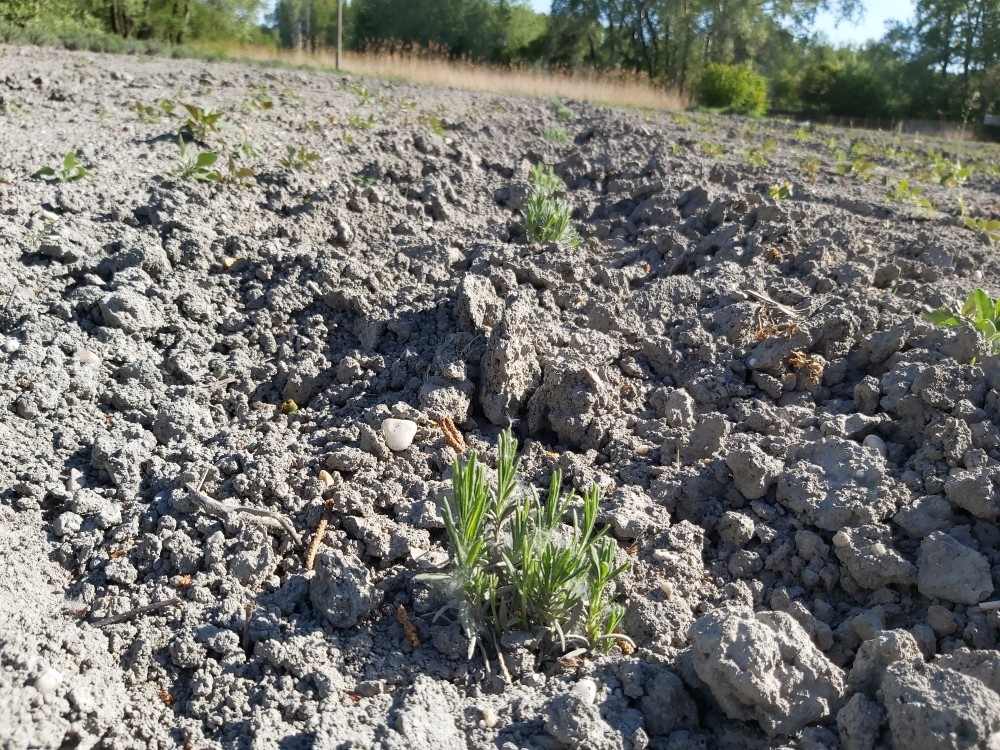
[191,41,688,111]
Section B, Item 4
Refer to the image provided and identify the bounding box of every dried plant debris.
[4,46,1000,750]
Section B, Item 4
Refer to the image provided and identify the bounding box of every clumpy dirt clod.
[2,44,1000,749]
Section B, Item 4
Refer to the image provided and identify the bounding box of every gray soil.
[2,44,1000,750]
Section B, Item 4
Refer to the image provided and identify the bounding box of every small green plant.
[700,142,727,157]
[524,164,580,247]
[37,150,93,182]
[245,86,274,112]
[543,126,571,144]
[280,86,304,106]
[525,190,580,247]
[346,113,375,130]
[792,126,812,141]
[349,82,372,104]
[768,182,792,201]
[885,177,933,210]
[419,430,630,658]
[529,162,563,194]
[925,288,1000,353]
[352,172,377,187]
[961,213,1000,243]
[836,157,875,180]
[0,98,23,116]
[926,152,972,186]
[698,62,768,116]
[551,101,573,121]
[799,156,821,183]
[419,113,446,136]
[179,102,222,142]
[170,136,220,181]
[744,148,768,167]
[279,145,321,172]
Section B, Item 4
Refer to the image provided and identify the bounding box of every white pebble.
[65,468,84,492]
[381,418,418,451]
[659,580,674,597]
[862,434,887,458]
[34,667,63,695]
[651,549,672,562]
[480,706,498,729]
[572,678,597,705]
[870,542,887,556]
[832,531,850,548]
[74,349,101,366]
[2,337,19,354]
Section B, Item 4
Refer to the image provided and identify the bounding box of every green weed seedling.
[836,157,875,181]
[419,113,446,137]
[245,86,274,112]
[744,149,768,168]
[701,142,727,157]
[418,430,631,660]
[529,162,564,195]
[346,113,375,130]
[961,214,1000,243]
[349,83,372,104]
[279,145,321,172]
[551,101,573,122]
[927,153,972,187]
[280,87,304,106]
[170,136,220,182]
[799,156,820,183]
[524,163,580,247]
[768,182,792,201]
[179,102,223,142]
[37,150,93,182]
[543,126,571,144]
[925,288,1000,353]
[885,178,933,210]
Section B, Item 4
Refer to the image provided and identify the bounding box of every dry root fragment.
[617,638,636,655]
[789,349,824,385]
[765,246,784,261]
[91,597,181,628]
[439,415,466,452]
[159,690,174,708]
[396,604,421,647]
[555,648,586,674]
[304,498,334,571]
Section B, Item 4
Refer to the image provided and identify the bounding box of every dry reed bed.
[192,41,688,111]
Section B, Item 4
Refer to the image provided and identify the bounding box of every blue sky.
[524,0,915,46]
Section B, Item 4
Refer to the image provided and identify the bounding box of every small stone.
[381,418,418,452]
[34,667,63,695]
[862,434,887,458]
[53,512,83,537]
[917,531,993,604]
[572,678,597,705]
[480,706,498,729]
[74,349,101,366]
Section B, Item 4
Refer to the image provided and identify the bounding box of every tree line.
[4,0,1000,124]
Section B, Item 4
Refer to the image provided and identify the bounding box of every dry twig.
[92,597,180,627]
[395,604,421,647]
[184,483,302,547]
[305,498,334,571]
